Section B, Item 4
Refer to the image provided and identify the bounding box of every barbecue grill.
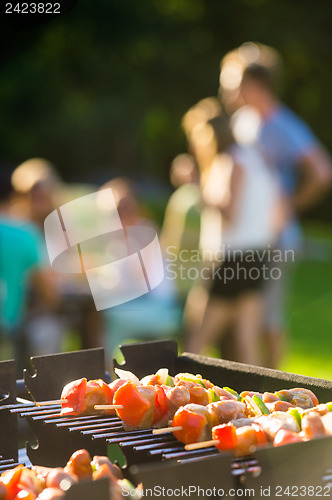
[6,340,332,499]
[0,354,111,500]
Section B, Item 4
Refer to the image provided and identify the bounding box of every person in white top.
[186,111,286,366]
[221,143,280,250]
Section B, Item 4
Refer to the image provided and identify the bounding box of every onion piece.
[114,368,140,384]
[155,368,169,385]
[244,395,263,416]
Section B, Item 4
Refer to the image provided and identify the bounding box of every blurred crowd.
[1,42,331,374]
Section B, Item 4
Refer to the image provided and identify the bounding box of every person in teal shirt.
[0,170,57,369]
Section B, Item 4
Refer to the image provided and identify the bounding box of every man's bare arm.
[293,147,332,213]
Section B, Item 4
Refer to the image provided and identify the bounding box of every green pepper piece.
[252,395,271,415]
[208,388,220,403]
[223,387,242,401]
[287,408,302,428]
[177,373,206,388]
[275,391,288,402]
[325,402,332,412]
[165,375,174,387]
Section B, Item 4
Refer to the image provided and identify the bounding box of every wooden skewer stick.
[35,399,67,406]
[185,440,218,451]
[94,405,123,410]
[152,426,183,435]
[16,397,66,406]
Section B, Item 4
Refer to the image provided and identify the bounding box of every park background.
[1,0,332,379]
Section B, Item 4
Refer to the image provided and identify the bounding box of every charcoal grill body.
[64,477,110,500]
[239,436,332,495]
[131,453,234,498]
[17,341,332,498]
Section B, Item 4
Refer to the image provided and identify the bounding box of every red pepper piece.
[1,466,23,500]
[212,423,238,450]
[153,386,168,424]
[61,378,87,416]
[113,381,152,427]
[172,408,208,444]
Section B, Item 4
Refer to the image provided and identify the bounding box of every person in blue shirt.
[0,170,58,372]
[240,63,332,210]
[238,60,332,367]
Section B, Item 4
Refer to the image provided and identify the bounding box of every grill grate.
[6,400,229,471]
[9,402,262,476]
[0,456,21,473]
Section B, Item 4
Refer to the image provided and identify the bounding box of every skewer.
[16,397,66,406]
[35,399,67,406]
[94,404,123,410]
[152,426,183,435]
[185,440,218,451]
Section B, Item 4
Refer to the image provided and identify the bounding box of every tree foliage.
[1,0,332,210]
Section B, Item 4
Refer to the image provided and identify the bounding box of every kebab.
[60,378,121,416]
[0,449,141,500]
[154,388,330,453]
[104,374,249,429]
[153,387,321,441]
[59,367,322,431]
[184,403,332,457]
[59,369,218,421]
[56,371,332,460]
[58,368,228,420]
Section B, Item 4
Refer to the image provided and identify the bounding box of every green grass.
[279,223,332,381]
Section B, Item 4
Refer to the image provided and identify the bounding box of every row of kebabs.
[0,449,141,500]
[59,368,332,457]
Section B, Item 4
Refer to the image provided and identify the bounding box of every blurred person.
[100,178,181,366]
[160,154,201,302]
[185,107,285,366]
[0,169,59,373]
[220,43,332,367]
[240,62,332,214]
[179,98,231,341]
[9,158,68,359]
[10,158,104,354]
[219,42,281,115]
[11,157,61,228]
